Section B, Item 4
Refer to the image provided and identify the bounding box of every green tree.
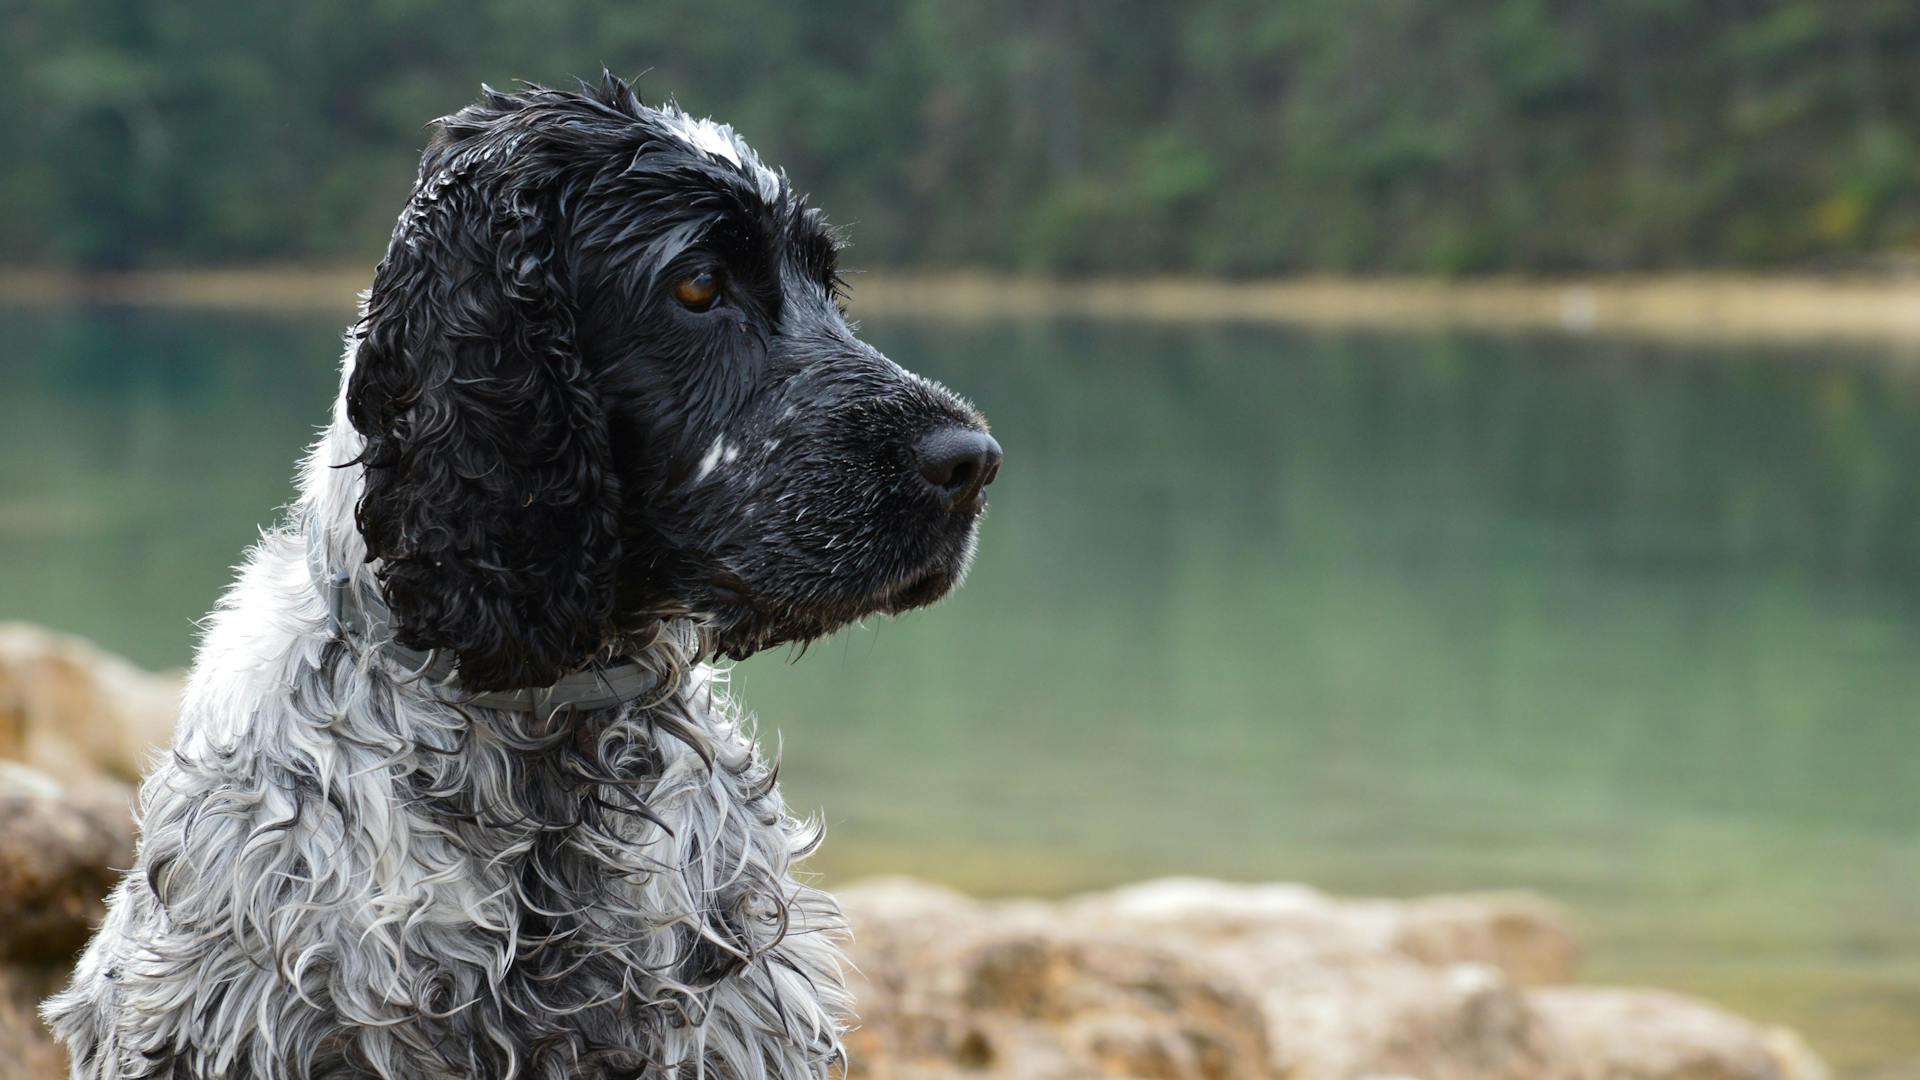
[4,0,1918,274]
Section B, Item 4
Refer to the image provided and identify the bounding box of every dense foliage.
[5,0,1919,274]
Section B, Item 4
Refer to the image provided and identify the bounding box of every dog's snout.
[914,427,1002,511]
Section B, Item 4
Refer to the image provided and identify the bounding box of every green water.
[2,307,1917,1075]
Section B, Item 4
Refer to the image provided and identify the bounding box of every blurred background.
[3,2,1919,1076]
[10,2,1920,273]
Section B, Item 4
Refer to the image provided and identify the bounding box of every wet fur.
[46,76,993,1079]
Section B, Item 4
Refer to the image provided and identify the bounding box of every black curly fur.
[348,131,620,690]
[345,75,994,691]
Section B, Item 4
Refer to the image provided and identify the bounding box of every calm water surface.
[2,307,1917,1075]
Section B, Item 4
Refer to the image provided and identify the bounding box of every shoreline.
[7,266,1920,345]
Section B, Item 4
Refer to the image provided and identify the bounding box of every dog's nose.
[914,427,1002,511]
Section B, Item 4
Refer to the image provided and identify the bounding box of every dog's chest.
[386,700,786,1010]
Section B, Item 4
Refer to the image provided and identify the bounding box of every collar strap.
[305,524,659,713]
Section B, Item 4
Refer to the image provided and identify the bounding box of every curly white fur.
[45,334,851,1079]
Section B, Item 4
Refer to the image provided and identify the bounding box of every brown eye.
[672,270,721,311]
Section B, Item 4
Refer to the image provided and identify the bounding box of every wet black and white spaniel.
[47,74,999,1080]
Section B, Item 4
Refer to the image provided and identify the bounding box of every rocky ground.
[0,622,1829,1079]
[836,877,1825,1080]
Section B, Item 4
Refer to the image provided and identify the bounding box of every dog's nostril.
[915,427,1003,510]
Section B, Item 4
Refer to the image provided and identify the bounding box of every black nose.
[914,427,1003,511]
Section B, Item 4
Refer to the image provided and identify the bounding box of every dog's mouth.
[693,488,987,660]
[876,565,955,615]
[697,548,966,660]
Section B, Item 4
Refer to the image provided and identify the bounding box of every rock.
[1065,877,1579,984]
[0,964,67,1080]
[1252,956,1566,1080]
[0,761,139,1080]
[0,763,136,964]
[0,622,180,786]
[839,878,1827,1080]
[1532,987,1831,1080]
[0,624,177,1080]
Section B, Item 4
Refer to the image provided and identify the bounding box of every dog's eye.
[672,270,721,312]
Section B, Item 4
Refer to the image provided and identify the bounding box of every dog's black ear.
[347,102,622,691]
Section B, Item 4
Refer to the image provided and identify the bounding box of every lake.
[2,305,1916,1075]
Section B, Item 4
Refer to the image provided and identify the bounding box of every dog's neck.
[301,513,671,714]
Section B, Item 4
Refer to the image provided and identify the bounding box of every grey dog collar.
[305,524,659,713]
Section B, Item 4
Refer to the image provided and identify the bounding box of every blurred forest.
[5,0,1920,275]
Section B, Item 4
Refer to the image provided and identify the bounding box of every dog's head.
[345,76,999,691]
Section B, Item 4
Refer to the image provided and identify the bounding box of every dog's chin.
[706,544,974,661]
[869,517,982,618]
[875,565,957,615]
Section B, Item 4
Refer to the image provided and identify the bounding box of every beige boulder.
[0,761,140,1079]
[1533,987,1831,1080]
[1065,877,1580,984]
[0,963,66,1080]
[0,763,136,964]
[843,879,1272,1079]
[839,878,1827,1080]
[0,624,178,1079]
[0,621,180,785]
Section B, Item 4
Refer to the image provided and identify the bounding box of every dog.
[45,74,1000,1080]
